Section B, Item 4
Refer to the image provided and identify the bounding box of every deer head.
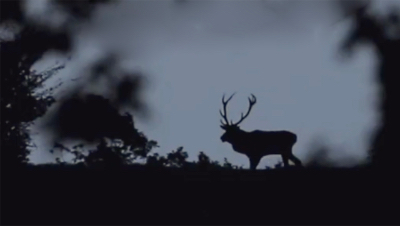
[219,93,257,143]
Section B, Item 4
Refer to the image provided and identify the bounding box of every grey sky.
[28,0,397,168]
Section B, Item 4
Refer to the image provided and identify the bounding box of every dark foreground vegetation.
[3,165,398,224]
[1,0,399,225]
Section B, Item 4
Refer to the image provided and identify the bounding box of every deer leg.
[289,154,303,167]
[281,154,290,168]
[249,156,261,170]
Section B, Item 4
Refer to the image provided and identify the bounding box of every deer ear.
[220,125,226,130]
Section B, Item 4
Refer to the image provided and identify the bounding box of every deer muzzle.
[220,134,227,142]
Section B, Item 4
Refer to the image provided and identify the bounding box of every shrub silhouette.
[144,147,240,170]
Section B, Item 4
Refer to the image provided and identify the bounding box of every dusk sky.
[27,0,398,168]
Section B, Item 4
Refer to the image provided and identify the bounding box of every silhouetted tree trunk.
[340,5,400,170]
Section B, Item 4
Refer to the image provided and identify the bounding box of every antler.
[232,94,257,126]
[219,93,236,126]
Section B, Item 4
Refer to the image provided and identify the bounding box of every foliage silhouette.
[0,0,23,24]
[0,0,119,170]
[1,0,154,170]
[40,50,153,164]
[54,0,115,20]
[1,24,68,170]
[338,1,400,171]
[47,94,149,145]
[46,94,158,168]
[219,93,303,170]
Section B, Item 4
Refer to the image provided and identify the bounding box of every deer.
[219,93,303,170]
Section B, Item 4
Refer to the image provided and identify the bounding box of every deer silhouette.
[219,93,302,170]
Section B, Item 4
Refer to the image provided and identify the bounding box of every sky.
[27,0,399,168]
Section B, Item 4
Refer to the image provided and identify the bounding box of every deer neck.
[229,130,250,154]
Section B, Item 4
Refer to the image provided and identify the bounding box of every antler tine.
[250,93,256,102]
[219,109,225,118]
[233,94,257,126]
[220,119,226,125]
[222,93,236,106]
[220,92,236,125]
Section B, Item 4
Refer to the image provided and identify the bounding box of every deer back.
[249,130,297,144]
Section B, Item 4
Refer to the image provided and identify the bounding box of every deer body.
[219,93,302,170]
[224,130,296,155]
